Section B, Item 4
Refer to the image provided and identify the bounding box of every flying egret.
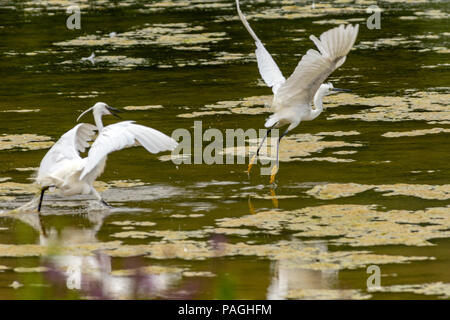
[36,102,178,212]
[236,0,359,183]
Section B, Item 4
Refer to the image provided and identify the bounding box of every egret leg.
[37,186,50,237]
[247,128,272,174]
[270,129,289,184]
[38,186,50,212]
[91,187,111,207]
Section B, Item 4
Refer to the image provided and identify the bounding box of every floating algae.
[14,266,49,273]
[177,95,272,118]
[382,128,450,138]
[123,105,163,111]
[369,282,450,299]
[328,92,450,124]
[0,182,39,195]
[306,183,450,200]
[223,133,361,163]
[0,134,53,151]
[55,23,228,51]
[216,205,450,247]
[285,288,371,300]
[1,109,40,113]
[109,220,156,227]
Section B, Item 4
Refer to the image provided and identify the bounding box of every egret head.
[77,102,123,122]
[319,82,351,96]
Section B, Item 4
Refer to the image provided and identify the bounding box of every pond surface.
[0,0,449,299]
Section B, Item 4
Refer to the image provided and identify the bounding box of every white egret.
[36,102,177,212]
[236,0,359,183]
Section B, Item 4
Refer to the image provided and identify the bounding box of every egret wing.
[236,0,285,94]
[275,24,359,108]
[80,121,178,180]
[37,123,97,181]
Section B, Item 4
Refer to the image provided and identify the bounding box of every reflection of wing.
[236,0,285,94]
[37,123,97,181]
[80,121,178,180]
[275,24,359,107]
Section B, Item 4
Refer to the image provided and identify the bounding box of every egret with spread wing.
[36,102,177,212]
[236,0,359,183]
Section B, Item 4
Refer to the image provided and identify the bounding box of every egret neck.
[92,107,105,131]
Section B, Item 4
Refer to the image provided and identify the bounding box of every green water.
[0,0,449,299]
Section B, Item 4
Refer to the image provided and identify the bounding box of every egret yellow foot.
[246,154,257,173]
[269,165,278,184]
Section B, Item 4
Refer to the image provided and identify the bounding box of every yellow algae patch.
[14,266,48,273]
[313,18,365,25]
[247,194,298,200]
[55,24,227,51]
[216,204,450,247]
[212,228,252,236]
[357,37,420,50]
[0,134,53,151]
[183,271,215,278]
[178,95,272,118]
[108,180,145,188]
[144,0,232,12]
[87,55,147,70]
[111,265,182,277]
[306,183,450,200]
[0,244,48,257]
[143,230,207,241]
[1,109,40,113]
[328,91,450,123]
[128,240,430,270]
[177,110,231,118]
[333,150,357,155]
[9,281,23,289]
[230,106,268,115]
[16,167,38,172]
[0,182,39,195]
[111,231,152,239]
[0,241,122,258]
[433,47,450,54]
[223,134,361,163]
[414,9,449,19]
[298,157,354,163]
[306,183,371,199]
[369,282,450,299]
[93,180,145,192]
[22,0,135,11]
[232,2,363,22]
[375,184,450,200]
[285,288,370,300]
[109,220,156,227]
[382,128,450,138]
[123,105,163,111]
[316,131,360,136]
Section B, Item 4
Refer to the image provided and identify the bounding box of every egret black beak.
[331,88,351,92]
[106,105,123,119]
